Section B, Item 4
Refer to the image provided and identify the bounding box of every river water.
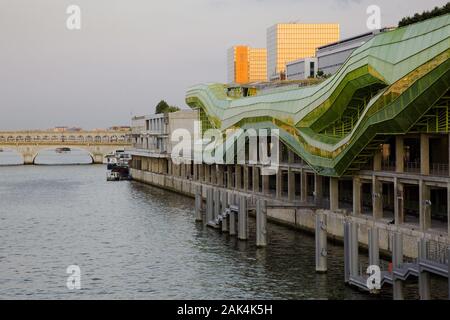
[0,164,447,299]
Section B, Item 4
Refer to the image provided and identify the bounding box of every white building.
[286,57,318,80]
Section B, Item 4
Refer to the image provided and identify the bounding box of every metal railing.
[430,163,449,176]
[425,240,449,265]
[404,161,420,173]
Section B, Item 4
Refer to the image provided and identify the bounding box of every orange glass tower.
[227,46,267,84]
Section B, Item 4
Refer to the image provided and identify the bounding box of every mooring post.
[229,209,236,236]
[206,187,214,224]
[238,195,248,240]
[447,247,450,301]
[349,221,359,277]
[343,221,351,283]
[221,190,229,233]
[368,227,379,267]
[418,239,431,300]
[195,185,202,222]
[392,232,404,300]
[213,188,220,221]
[256,199,267,247]
[315,211,327,273]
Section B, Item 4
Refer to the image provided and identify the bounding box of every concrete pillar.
[229,209,236,236]
[373,150,382,171]
[301,170,308,202]
[217,165,224,187]
[448,247,450,300]
[180,163,186,178]
[368,227,379,267]
[243,165,249,191]
[372,176,383,220]
[210,165,217,185]
[235,165,242,190]
[418,239,431,300]
[315,212,327,273]
[349,222,359,277]
[330,178,339,211]
[213,188,220,220]
[396,136,404,173]
[253,166,260,193]
[221,191,229,233]
[353,177,361,216]
[314,174,323,206]
[256,199,267,247]
[206,187,214,224]
[226,166,233,188]
[168,159,172,175]
[420,134,430,176]
[288,168,295,202]
[276,169,282,199]
[343,221,351,283]
[394,178,405,225]
[195,185,203,222]
[392,232,404,300]
[238,196,248,240]
[198,164,204,182]
[262,174,270,195]
[448,184,450,236]
[419,180,431,231]
[193,163,198,180]
[205,164,211,183]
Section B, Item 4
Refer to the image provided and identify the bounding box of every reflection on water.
[0,165,447,299]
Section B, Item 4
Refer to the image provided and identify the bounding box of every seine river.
[0,161,447,299]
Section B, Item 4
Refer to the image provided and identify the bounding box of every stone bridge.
[0,130,132,164]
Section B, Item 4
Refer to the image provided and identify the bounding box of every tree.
[155,100,170,114]
[398,3,450,27]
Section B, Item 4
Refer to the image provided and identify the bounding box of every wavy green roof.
[186,14,450,177]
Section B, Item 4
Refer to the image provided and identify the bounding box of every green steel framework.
[186,14,450,177]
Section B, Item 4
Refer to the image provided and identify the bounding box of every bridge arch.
[32,146,95,165]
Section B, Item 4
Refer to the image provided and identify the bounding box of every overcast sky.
[0,0,448,130]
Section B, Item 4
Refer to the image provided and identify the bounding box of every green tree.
[155,100,170,114]
[398,3,450,27]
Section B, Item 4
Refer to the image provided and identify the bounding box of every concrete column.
[288,168,295,202]
[314,174,323,206]
[394,178,405,225]
[396,136,404,173]
[262,174,270,195]
[205,164,210,183]
[276,169,282,199]
[372,176,383,220]
[420,134,430,176]
[448,184,450,236]
[315,212,327,273]
[392,232,404,300]
[168,159,172,175]
[217,165,224,187]
[206,187,214,224]
[419,180,431,231]
[235,165,242,190]
[256,199,267,247]
[198,164,204,182]
[368,227,379,267]
[329,178,339,211]
[226,166,233,188]
[344,221,351,282]
[353,177,361,216]
[238,196,248,240]
[229,209,236,236]
[221,191,229,233]
[210,165,217,185]
[195,185,203,222]
[193,163,198,181]
[253,166,260,193]
[418,239,431,300]
[349,222,359,277]
[213,188,220,220]
[373,150,382,171]
[180,163,186,178]
[301,170,308,202]
[243,165,249,191]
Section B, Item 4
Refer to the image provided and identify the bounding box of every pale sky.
[0,0,448,130]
